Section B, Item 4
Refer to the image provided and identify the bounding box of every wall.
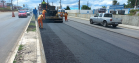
[65,10,93,14]
[68,13,139,26]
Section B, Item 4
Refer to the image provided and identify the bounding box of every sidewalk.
[68,16,139,39]
[69,16,139,30]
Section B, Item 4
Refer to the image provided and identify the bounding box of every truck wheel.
[103,21,108,27]
[112,24,118,28]
[90,19,94,24]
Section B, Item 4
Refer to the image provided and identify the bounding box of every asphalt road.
[0,12,32,63]
[40,20,139,63]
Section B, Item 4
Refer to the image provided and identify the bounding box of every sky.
[4,0,128,10]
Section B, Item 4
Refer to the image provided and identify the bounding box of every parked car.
[26,10,30,16]
[18,10,27,18]
[90,13,122,27]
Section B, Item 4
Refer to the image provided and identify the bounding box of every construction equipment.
[39,1,63,23]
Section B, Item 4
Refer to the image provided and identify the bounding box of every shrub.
[138,13,139,16]
[129,9,139,15]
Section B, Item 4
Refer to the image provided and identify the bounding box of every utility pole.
[1,0,5,8]
[79,0,80,13]
[11,0,13,10]
[60,0,61,9]
[17,0,18,9]
[87,1,89,7]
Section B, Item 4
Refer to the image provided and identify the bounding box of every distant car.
[18,10,27,18]
[26,10,30,15]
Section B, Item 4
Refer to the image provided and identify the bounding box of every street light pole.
[17,0,18,10]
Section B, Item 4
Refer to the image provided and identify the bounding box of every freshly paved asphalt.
[0,12,31,63]
[40,20,139,63]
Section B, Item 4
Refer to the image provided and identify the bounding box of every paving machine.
[39,1,63,23]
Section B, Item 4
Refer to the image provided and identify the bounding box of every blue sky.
[4,0,128,10]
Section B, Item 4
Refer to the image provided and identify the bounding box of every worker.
[60,12,63,17]
[42,8,46,20]
[38,14,44,28]
[33,7,37,20]
[64,12,68,21]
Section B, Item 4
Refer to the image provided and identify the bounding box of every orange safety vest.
[65,13,68,17]
[38,15,43,21]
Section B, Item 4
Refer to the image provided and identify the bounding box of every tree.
[113,0,117,5]
[116,2,120,5]
[102,6,106,8]
[65,6,70,10]
[123,3,126,8]
[125,0,139,8]
[81,5,91,10]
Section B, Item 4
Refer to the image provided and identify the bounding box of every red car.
[18,10,27,18]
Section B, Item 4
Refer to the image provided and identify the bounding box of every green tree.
[117,2,120,5]
[102,6,106,8]
[81,5,91,10]
[65,6,70,10]
[123,3,126,8]
[125,0,139,8]
[113,0,117,5]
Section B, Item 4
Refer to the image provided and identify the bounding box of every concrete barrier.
[68,13,139,26]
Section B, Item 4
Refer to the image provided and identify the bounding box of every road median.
[7,15,46,63]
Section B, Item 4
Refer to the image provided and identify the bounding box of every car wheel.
[103,21,108,27]
[90,19,94,24]
[112,24,118,28]
[18,16,20,18]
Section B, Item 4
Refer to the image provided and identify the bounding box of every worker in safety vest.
[38,14,44,28]
[60,12,63,17]
[42,8,47,19]
[64,12,68,21]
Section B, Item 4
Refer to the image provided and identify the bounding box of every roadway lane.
[0,12,32,63]
[40,21,139,63]
[68,17,139,39]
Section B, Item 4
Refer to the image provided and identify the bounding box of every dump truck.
[39,1,63,23]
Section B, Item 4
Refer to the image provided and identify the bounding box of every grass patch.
[13,60,16,63]
[27,21,36,32]
[18,45,23,51]
[138,13,139,16]
[29,22,36,26]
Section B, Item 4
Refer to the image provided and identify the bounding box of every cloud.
[5,0,128,10]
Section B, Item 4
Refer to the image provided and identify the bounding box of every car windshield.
[104,14,112,17]
[19,11,25,13]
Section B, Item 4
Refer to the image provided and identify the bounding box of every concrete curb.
[36,21,47,63]
[69,16,139,30]
[68,17,139,40]
[6,15,33,63]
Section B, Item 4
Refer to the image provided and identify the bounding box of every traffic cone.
[12,12,15,17]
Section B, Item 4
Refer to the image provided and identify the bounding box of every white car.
[26,10,30,15]
[90,13,122,27]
